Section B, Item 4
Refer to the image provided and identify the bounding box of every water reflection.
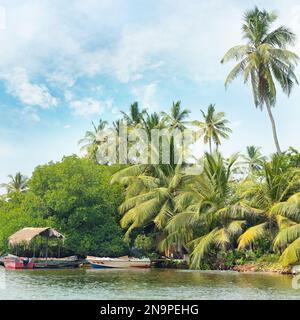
[0,267,299,300]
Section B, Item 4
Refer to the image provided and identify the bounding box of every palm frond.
[238,222,268,250]
[279,237,300,267]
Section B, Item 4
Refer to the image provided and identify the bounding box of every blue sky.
[0,0,300,186]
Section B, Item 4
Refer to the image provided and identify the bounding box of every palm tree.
[121,102,146,127]
[78,119,108,161]
[271,193,300,266]
[242,146,267,173]
[111,163,191,239]
[164,152,242,268]
[192,104,232,153]
[143,111,165,136]
[112,119,122,134]
[161,101,190,131]
[1,172,28,194]
[237,154,300,265]
[161,101,190,167]
[221,7,299,154]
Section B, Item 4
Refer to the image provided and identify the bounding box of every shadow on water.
[1,267,300,300]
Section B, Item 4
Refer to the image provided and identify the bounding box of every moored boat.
[87,256,151,269]
[3,255,81,269]
[3,256,34,269]
[32,256,81,269]
[4,228,82,269]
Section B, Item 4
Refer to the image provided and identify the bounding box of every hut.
[8,227,64,247]
[5,227,81,269]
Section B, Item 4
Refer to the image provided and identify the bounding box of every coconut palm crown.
[221,7,299,154]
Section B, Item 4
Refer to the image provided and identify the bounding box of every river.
[0,267,300,300]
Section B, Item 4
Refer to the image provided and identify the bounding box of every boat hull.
[4,257,34,270]
[33,256,81,269]
[3,256,81,269]
[87,256,151,269]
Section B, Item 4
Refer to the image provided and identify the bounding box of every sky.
[0,0,300,187]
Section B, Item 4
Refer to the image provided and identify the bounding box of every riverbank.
[232,263,291,274]
[153,258,293,274]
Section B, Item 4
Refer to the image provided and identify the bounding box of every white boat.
[86,256,151,269]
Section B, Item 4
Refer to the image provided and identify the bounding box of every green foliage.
[0,157,128,257]
[113,148,300,268]
[0,194,52,255]
[224,250,247,267]
[134,234,153,256]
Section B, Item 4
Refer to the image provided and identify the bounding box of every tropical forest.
[1,6,300,274]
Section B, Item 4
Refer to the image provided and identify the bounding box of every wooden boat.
[3,255,81,269]
[32,256,81,269]
[5,228,81,269]
[87,256,151,269]
[3,255,34,270]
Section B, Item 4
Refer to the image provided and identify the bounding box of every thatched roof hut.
[8,227,64,247]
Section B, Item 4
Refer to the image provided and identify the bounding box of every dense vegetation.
[0,157,128,257]
[1,7,300,270]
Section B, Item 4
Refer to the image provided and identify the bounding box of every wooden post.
[45,237,48,266]
[58,241,61,258]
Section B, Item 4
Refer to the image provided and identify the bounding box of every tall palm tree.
[143,111,165,136]
[121,102,146,127]
[1,172,28,194]
[112,119,122,134]
[161,101,190,167]
[221,7,299,154]
[192,104,232,153]
[242,145,267,173]
[78,119,108,151]
[78,118,108,162]
[161,101,190,131]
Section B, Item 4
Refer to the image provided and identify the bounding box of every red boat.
[3,256,34,269]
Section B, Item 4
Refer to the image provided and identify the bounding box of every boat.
[3,255,81,269]
[87,256,151,269]
[32,256,81,269]
[3,255,34,270]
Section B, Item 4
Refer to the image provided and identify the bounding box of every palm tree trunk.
[209,139,212,154]
[266,103,282,154]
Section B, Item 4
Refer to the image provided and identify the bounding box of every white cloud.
[70,98,104,116]
[131,82,158,111]
[1,68,58,108]
[0,0,299,90]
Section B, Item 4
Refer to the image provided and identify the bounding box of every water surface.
[0,267,299,300]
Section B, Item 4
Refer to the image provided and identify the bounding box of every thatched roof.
[8,227,64,246]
